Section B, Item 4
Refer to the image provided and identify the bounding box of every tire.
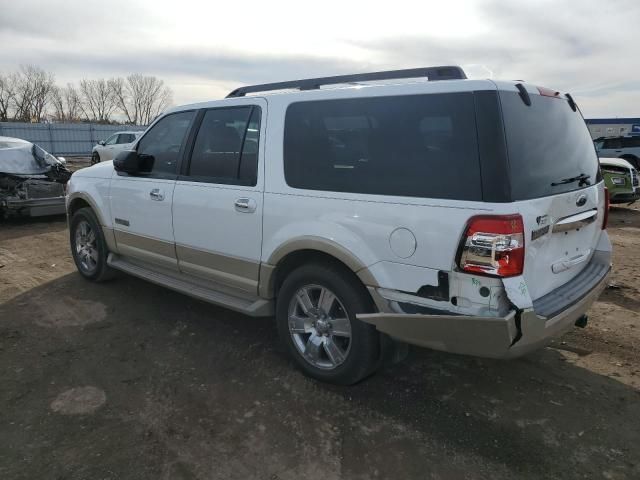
[69,207,115,282]
[276,263,380,385]
[91,152,100,165]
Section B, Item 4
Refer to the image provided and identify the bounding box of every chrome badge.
[576,194,587,207]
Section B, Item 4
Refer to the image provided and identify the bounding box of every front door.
[110,110,196,270]
[172,101,266,293]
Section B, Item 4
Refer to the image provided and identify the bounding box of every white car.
[594,135,640,170]
[91,131,142,164]
[67,66,611,384]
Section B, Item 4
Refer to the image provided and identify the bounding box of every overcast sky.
[1,0,638,118]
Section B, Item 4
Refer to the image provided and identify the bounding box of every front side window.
[187,106,261,185]
[137,111,195,174]
[105,134,118,145]
[283,93,482,200]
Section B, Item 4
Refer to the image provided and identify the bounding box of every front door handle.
[149,188,165,201]
[234,198,257,213]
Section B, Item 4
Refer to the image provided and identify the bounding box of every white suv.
[91,131,142,164]
[66,66,612,384]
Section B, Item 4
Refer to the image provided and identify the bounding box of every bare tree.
[111,74,172,125]
[11,65,55,122]
[79,78,117,123]
[50,83,82,122]
[0,73,16,121]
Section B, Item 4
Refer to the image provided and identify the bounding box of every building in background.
[585,118,640,139]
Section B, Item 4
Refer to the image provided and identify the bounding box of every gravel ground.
[0,203,638,480]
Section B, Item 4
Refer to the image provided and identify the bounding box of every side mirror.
[57,156,66,165]
[114,150,140,174]
[99,140,106,146]
[113,150,154,175]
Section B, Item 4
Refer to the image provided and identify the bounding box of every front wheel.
[70,207,115,282]
[276,263,380,385]
[91,152,100,165]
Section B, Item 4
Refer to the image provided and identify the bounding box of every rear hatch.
[498,85,604,300]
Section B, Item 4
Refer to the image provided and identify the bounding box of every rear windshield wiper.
[551,173,591,187]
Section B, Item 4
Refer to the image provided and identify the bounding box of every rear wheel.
[70,207,115,282]
[91,152,100,165]
[276,263,380,385]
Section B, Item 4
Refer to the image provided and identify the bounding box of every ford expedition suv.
[66,66,611,385]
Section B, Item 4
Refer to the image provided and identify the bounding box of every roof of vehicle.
[168,79,563,118]
[594,135,636,141]
[163,66,575,118]
[599,157,634,169]
[0,136,32,148]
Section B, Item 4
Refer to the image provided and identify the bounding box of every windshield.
[499,91,600,200]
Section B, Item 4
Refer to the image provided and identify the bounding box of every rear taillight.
[602,187,610,230]
[458,215,525,277]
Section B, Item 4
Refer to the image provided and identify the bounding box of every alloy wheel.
[288,284,352,370]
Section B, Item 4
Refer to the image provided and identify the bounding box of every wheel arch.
[67,192,117,253]
[260,238,379,301]
[619,154,639,169]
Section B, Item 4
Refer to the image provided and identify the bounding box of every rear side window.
[622,137,640,148]
[187,106,261,185]
[283,93,482,200]
[500,92,600,201]
[118,133,135,144]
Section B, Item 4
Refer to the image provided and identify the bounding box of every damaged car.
[0,136,71,218]
[599,157,640,205]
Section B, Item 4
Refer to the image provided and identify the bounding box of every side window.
[187,106,261,185]
[137,111,195,175]
[105,134,118,145]
[118,133,135,144]
[622,137,640,148]
[283,93,481,200]
[603,138,622,149]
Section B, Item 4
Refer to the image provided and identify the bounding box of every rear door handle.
[149,188,164,201]
[234,198,257,213]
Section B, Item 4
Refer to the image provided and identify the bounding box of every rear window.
[500,91,600,200]
[284,93,482,200]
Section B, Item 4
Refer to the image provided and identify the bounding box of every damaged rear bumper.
[358,249,611,359]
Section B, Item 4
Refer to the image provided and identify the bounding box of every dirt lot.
[0,202,639,480]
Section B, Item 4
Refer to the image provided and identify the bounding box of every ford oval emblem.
[576,194,587,207]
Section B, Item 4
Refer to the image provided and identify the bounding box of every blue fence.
[0,122,147,156]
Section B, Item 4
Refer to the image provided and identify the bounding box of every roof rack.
[226,66,467,98]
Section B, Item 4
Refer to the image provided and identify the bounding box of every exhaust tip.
[575,315,588,328]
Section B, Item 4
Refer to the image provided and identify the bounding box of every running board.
[107,254,273,317]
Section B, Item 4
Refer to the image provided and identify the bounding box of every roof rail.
[226,66,467,98]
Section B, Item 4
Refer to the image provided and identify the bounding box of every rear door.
[172,101,266,293]
[498,88,604,301]
[110,111,196,270]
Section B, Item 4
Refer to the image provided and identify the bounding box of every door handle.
[234,198,257,213]
[149,188,165,201]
